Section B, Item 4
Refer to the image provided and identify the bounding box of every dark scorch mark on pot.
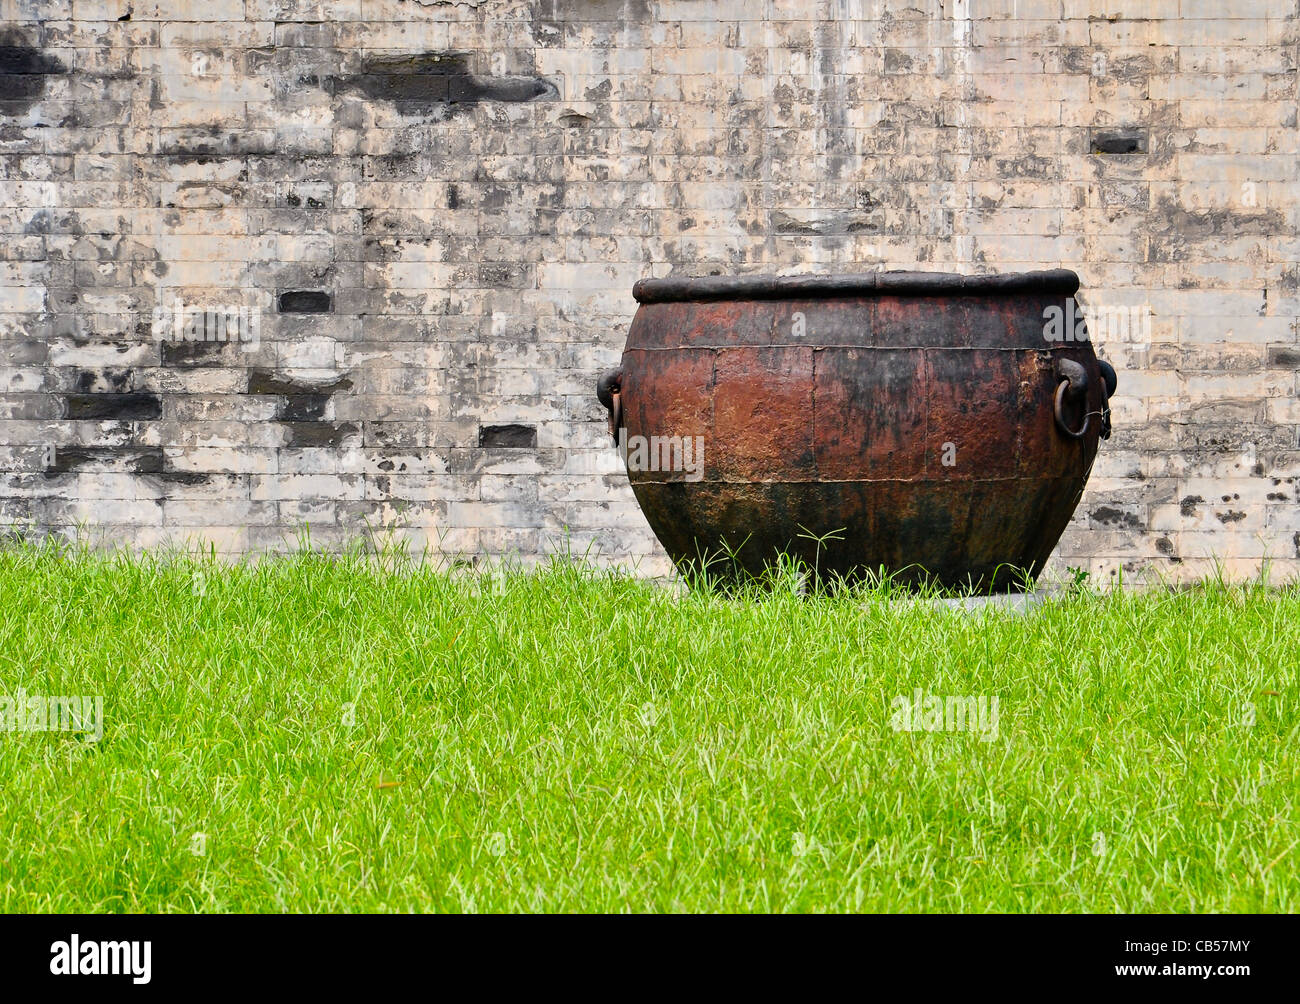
[0,31,66,114]
[278,290,332,313]
[480,424,537,449]
[325,52,558,116]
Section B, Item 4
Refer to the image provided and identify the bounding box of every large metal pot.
[597,269,1116,592]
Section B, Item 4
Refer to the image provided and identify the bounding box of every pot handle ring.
[1098,359,1116,440]
[1053,358,1118,441]
[596,368,623,446]
[1053,358,1089,439]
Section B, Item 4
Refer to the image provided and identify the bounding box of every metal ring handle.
[1054,379,1089,439]
[1098,359,1117,440]
[596,368,623,445]
[1053,358,1090,440]
[609,391,622,446]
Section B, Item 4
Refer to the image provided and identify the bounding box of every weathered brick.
[0,6,1295,580]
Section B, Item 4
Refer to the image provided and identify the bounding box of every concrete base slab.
[932,588,1060,616]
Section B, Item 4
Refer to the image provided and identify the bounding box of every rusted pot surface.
[598,269,1116,592]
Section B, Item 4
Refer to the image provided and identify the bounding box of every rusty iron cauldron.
[596,269,1116,592]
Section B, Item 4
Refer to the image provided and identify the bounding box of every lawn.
[0,540,1295,912]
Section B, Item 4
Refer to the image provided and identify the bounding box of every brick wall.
[1,0,1298,583]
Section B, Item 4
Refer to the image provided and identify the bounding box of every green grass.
[0,539,1295,913]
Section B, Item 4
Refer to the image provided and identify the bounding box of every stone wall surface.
[1,0,1298,583]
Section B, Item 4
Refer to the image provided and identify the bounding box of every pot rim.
[632,268,1080,304]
